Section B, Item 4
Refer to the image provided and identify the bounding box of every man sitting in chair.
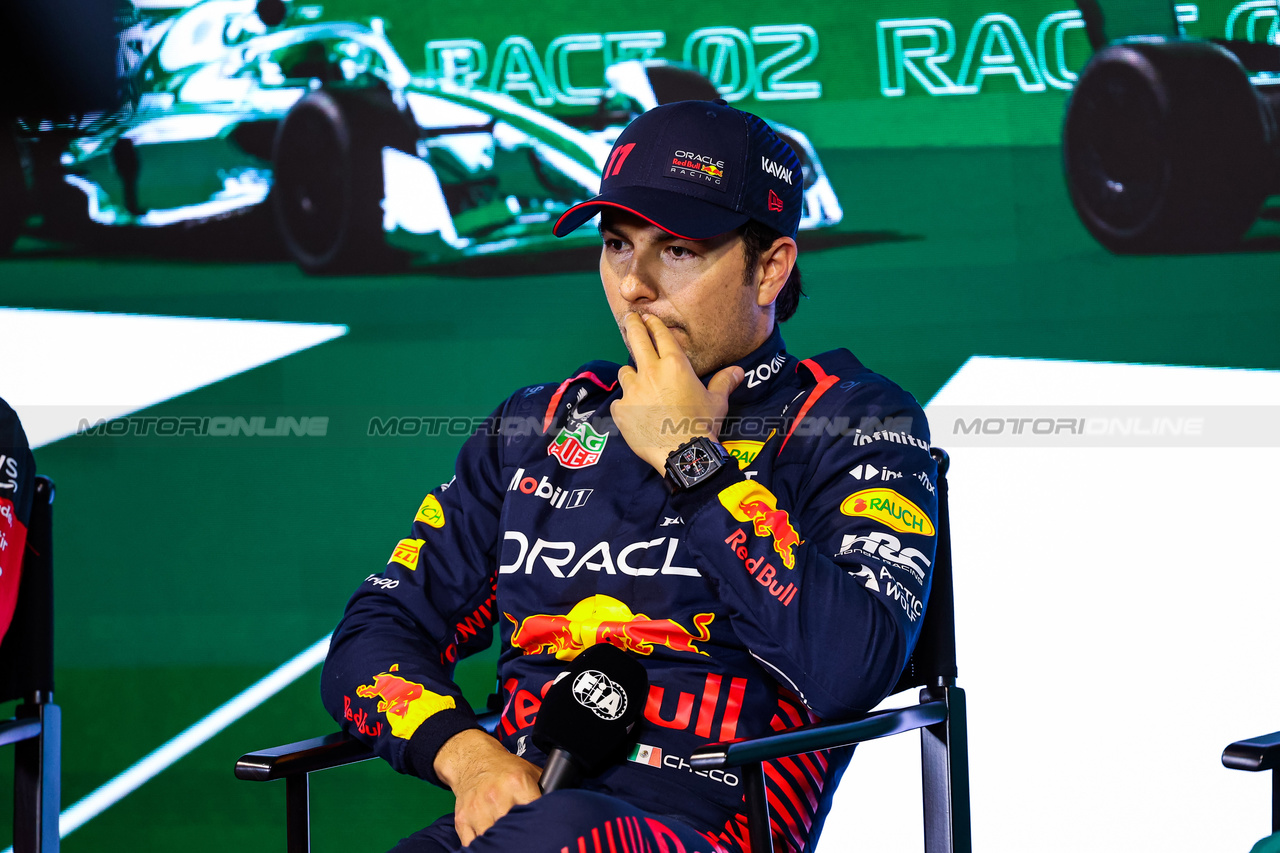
[0,398,35,646]
[323,100,939,853]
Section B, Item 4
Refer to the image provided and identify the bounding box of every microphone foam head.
[532,643,649,776]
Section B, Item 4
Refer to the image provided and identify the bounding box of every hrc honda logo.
[837,530,929,583]
[508,468,592,509]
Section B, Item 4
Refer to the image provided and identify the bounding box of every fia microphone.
[533,642,649,793]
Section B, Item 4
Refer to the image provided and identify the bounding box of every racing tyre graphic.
[0,126,24,255]
[1064,41,1270,253]
[272,88,414,274]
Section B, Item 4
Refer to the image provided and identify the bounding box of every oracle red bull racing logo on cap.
[355,664,456,740]
[717,481,800,570]
[840,488,935,536]
[548,422,608,468]
[505,594,714,661]
[669,148,727,189]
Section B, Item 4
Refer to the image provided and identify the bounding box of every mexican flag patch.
[628,743,663,767]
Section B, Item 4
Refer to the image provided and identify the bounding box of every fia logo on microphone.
[572,670,627,721]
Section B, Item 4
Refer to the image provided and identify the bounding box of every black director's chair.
[0,476,59,853]
[237,448,969,853]
[690,446,968,853]
[1223,730,1280,838]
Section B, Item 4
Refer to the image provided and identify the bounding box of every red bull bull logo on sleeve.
[505,594,714,661]
[355,664,456,740]
[839,488,935,536]
[717,481,801,570]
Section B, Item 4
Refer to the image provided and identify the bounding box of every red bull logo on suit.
[355,664,456,740]
[505,594,714,661]
[717,480,801,569]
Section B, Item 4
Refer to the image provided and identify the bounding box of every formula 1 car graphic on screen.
[0,0,842,273]
[1063,0,1280,253]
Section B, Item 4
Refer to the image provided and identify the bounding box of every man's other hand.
[434,728,542,845]
[611,312,744,472]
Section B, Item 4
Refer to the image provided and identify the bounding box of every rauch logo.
[839,488,934,536]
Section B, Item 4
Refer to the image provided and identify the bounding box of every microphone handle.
[539,748,582,794]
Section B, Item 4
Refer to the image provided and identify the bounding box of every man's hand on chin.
[434,729,543,845]
[610,312,744,473]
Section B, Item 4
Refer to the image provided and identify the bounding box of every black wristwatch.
[663,436,731,493]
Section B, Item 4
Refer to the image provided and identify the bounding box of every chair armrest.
[690,700,947,770]
[236,731,375,781]
[1223,731,1280,772]
[0,717,42,748]
[234,711,504,782]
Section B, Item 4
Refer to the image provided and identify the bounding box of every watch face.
[675,445,712,480]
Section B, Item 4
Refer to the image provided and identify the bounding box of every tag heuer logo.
[548,422,608,468]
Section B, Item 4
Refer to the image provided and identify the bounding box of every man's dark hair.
[740,220,803,323]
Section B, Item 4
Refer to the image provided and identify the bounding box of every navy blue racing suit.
[322,327,938,852]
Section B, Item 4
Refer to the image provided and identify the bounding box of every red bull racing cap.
[552,99,804,241]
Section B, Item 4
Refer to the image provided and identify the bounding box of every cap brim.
[552,186,750,240]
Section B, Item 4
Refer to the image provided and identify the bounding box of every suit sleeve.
[320,398,511,786]
[0,398,36,645]
[670,380,938,719]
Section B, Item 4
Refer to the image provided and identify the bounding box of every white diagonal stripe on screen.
[1,633,332,850]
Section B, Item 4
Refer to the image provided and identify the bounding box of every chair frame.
[0,475,60,853]
[690,446,969,853]
[1223,730,1280,835]
[237,448,969,853]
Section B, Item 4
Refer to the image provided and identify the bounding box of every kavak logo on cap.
[761,155,794,185]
